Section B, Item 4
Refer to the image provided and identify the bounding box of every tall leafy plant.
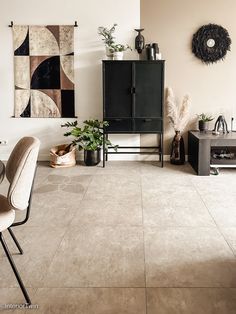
[61,120,118,151]
[98,24,117,47]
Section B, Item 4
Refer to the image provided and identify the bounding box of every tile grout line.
[191,179,236,259]
[140,170,148,314]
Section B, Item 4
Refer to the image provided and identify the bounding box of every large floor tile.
[142,185,201,207]
[147,288,236,314]
[43,226,145,287]
[143,200,214,227]
[32,288,146,314]
[71,199,143,226]
[0,226,66,288]
[84,174,141,201]
[142,177,214,227]
[24,174,92,227]
[144,227,236,287]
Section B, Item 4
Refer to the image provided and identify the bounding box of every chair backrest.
[6,137,40,211]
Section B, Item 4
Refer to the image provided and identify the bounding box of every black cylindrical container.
[146,44,155,60]
[152,43,159,54]
[84,149,101,166]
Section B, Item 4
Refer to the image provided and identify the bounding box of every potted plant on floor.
[62,119,118,166]
[197,113,214,132]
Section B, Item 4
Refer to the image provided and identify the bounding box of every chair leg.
[8,228,23,255]
[0,232,31,305]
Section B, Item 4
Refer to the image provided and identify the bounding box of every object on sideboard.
[197,113,214,132]
[212,115,229,134]
[166,87,190,165]
[152,43,162,60]
[109,44,132,60]
[145,43,162,60]
[135,28,145,54]
[145,44,155,60]
[230,117,236,132]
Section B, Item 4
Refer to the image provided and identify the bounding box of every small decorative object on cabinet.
[192,23,231,64]
[109,44,132,60]
[103,60,165,167]
[134,28,145,54]
[145,44,155,60]
[212,115,229,134]
[152,43,162,60]
[62,120,118,166]
[166,87,190,165]
[197,113,214,132]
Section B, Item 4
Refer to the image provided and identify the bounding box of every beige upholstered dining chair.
[0,137,40,305]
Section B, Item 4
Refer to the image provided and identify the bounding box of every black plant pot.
[170,131,185,165]
[198,120,208,132]
[84,149,101,166]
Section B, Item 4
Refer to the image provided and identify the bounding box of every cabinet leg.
[106,134,108,161]
[103,133,105,168]
[160,134,164,167]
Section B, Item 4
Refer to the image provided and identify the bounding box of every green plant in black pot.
[61,120,118,166]
[197,113,214,132]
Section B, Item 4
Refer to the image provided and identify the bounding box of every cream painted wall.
[0,0,140,160]
[141,0,236,154]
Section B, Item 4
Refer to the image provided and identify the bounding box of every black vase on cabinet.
[102,60,165,166]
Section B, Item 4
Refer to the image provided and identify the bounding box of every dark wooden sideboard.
[102,60,165,167]
[188,131,236,175]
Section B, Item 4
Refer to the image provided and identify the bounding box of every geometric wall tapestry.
[13,25,75,118]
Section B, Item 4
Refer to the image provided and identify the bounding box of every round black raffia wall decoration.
[192,23,231,64]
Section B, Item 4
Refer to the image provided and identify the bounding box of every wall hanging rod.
[8,21,78,27]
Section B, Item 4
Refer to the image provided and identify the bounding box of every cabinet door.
[134,62,163,118]
[103,62,132,118]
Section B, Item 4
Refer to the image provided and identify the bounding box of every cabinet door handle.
[130,87,136,94]
[143,118,152,122]
[114,119,122,121]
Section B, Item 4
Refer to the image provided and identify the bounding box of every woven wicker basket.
[50,144,76,168]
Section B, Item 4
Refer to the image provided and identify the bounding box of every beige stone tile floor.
[1,161,236,313]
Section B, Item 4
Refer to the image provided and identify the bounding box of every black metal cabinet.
[102,60,165,166]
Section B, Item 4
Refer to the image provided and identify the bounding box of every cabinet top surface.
[189,130,236,140]
[102,60,165,62]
